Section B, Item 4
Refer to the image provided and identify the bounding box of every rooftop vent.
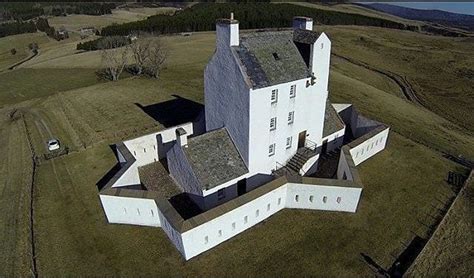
[272,52,280,60]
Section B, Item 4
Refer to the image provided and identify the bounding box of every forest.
[101,3,417,36]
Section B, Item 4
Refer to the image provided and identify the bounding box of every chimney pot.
[293,16,313,31]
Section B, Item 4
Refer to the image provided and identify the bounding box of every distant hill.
[362,3,474,31]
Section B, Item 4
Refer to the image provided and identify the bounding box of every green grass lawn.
[321,25,474,132]
[406,172,474,277]
[0,19,473,277]
[31,132,461,277]
[0,68,105,108]
[0,117,33,277]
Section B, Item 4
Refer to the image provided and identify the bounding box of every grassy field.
[0,115,33,277]
[321,25,474,132]
[48,7,177,31]
[30,132,461,277]
[0,14,473,277]
[406,172,474,277]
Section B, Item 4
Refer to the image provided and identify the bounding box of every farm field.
[48,7,177,31]
[406,172,474,277]
[0,9,473,277]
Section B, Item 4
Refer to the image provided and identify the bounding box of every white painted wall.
[180,184,288,260]
[337,150,354,181]
[123,123,193,166]
[322,127,346,153]
[158,210,186,256]
[111,123,193,188]
[167,143,202,197]
[286,183,362,212]
[205,27,250,166]
[248,78,327,174]
[350,127,390,166]
[100,195,161,227]
[310,33,331,93]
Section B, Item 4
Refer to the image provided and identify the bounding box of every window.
[204,236,209,244]
[371,142,374,149]
[123,208,127,214]
[309,196,314,203]
[295,195,299,202]
[218,230,222,237]
[143,148,146,153]
[286,137,292,149]
[133,151,136,156]
[244,216,248,224]
[151,210,154,217]
[288,111,294,124]
[290,85,296,98]
[232,222,236,230]
[271,89,278,104]
[270,117,277,131]
[337,197,342,204]
[137,208,140,215]
[256,209,260,217]
[217,188,225,200]
[321,43,324,49]
[267,203,271,211]
[278,198,282,205]
[268,143,276,157]
[323,196,327,203]
[367,145,369,152]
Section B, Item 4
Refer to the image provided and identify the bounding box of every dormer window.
[271,89,278,104]
[290,85,296,98]
[272,52,280,60]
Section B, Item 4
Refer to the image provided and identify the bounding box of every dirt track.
[333,53,425,106]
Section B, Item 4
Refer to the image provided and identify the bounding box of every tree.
[144,39,167,79]
[10,48,16,55]
[128,35,151,75]
[99,37,130,81]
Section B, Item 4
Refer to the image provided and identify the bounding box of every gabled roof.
[233,31,310,89]
[323,100,345,138]
[183,128,248,190]
[293,29,322,45]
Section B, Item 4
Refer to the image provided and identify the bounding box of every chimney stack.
[216,13,239,49]
[175,127,188,148]
[293,16,313,31]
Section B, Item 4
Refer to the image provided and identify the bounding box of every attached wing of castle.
[98,16,390,260]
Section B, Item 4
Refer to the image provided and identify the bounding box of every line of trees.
[98,35,167,82]
[77,36,131,51]
[0,2,116,21]
[0,20,36,38]
[101,3,417,36]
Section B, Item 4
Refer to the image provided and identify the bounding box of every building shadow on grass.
[135,95,204,128]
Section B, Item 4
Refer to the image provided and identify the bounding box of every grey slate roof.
[233,31,311,89]
[293,29,322,45]
[323,100,345,138]
[183,128,248,190]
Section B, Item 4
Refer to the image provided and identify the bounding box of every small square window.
[218,230,222,237]
[286,137,292,149]
[290,85,296,98]
[244,216,248,224]
[295,195,299,202]
[288,112,294,124]
[270,117,277,131]
[271,89,278,104]
[204,236,208,244]
[256,209,259,217]
[278,198,281,205]
[337,197,342,204]
[267,203,271,211]
[268,143,275,157]
[232,222,236,230]
[321,43,324,49]
[217,189,225,200]
[309,196,314,203]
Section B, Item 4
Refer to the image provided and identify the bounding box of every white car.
[47,139,60,151]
